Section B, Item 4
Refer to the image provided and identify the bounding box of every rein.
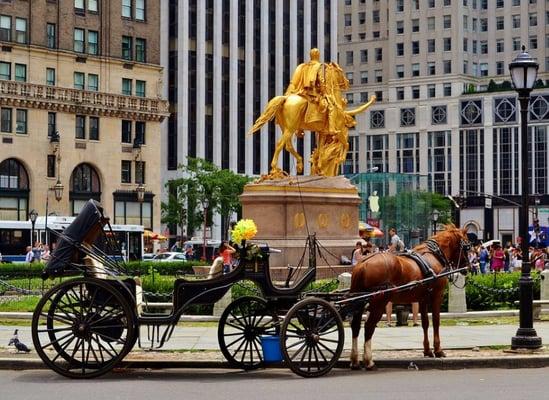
[424,238,470,275]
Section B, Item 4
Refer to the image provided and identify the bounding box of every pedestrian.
[40,244,51,262]
[24,246,34,263]
[490,243,504,272]
[479,245,489,274]
[32,241,42,263]
[351,241,363,267]
[219,241,236,274]
[504,244,511,272]
[468,249,479,275]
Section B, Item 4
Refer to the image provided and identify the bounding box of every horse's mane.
[414,224,466,252]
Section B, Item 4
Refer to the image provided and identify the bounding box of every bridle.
[425,236,471,275]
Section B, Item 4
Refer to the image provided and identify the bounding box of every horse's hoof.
[365,364,377,371]
[424,351,435,358]
[434,351,446,358]
[350,363,361,370]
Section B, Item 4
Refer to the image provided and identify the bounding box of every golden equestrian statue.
[249,48,376,178]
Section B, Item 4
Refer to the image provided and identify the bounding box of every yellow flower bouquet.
[231,219,258,245]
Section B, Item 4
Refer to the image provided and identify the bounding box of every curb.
[2,356,549,373]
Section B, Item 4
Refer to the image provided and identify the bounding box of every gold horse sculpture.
[249,49,376,178]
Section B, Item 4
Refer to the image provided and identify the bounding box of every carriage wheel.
[218,296,278,370]
[32,277,136,379]
[280,297,344,378]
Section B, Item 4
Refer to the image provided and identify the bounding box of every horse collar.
[425,239,454,271]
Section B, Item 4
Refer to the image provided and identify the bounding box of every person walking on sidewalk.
[479,245,489,274]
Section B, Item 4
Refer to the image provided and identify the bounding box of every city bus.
[0,216,144,263]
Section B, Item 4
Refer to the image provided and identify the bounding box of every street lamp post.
[509,46,542,350]
[29,209,38,247]
[202,198,209,261]
[432,209,440,235]
[45,131,63,245]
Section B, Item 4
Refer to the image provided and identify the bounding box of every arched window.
[69,163,101,215]
[0,158,29,220]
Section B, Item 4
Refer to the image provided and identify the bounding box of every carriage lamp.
[431,209,440,235]
[509,46,542,350]
[136,183,146,203]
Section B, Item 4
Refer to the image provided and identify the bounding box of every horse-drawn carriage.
[32,200,471,379]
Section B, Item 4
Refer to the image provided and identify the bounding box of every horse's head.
[432,225,471,275]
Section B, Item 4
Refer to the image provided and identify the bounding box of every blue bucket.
[260,335,283,363]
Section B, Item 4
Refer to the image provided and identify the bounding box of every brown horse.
[349,226,471,370]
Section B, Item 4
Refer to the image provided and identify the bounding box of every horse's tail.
[248,96,286,135]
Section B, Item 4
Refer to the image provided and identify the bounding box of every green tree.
[162,158,251,239]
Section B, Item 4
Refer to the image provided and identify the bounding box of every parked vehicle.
[143,253,155,260]
[151,252,187,262]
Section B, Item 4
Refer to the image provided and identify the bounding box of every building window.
[428,130,452,195]
[75,115,86,139]
[366,134,389,173]
[135,38,146,62]
[114,199,152,230]
[396,65,404,78]
[428,84,436,98]
[74,28,85,53]
[396,43,404,57]
[122,78,132,95]
[432,106,447,125]
[75,0,85,12]
[412,19,419,32]
[74,72,85,89]
[344,14,351,27]
[412,86,420,99]
[396,21,404,34]
[427,62,436,75]
[121,160,132,183]
[136,0,146,21]
[15,18,27,44]
[360,71,368,84]
[122,36,133,60]
[375,69,382,83]
[88,30,98,55]
[15,109,27,134]
[47,155,56,178]
[48,112,56,137]
[496,61,505,75]
[346,72,354,85]
[346,51,353,65]
[444,15,451,29]
[396,0,404,12]
[460,99,483,126]
[89,0,98,12]
[443,83,452,97]
[512,14,520,29]
[443,60,452,74]
[375,91,383,101]
[121,120,132,143]
[400,108,416,127]
[70,163,102,214]
[493,97,517,124]
[530,13,538,27]
[530,36,538,49]
[412,63,420,77]
[88,73,98,91]
[122,0,132,18]
[370,110,385,129]
[360,49,368,63]
[513,37,521,51]
[46,68,55,86]
[47,23,56,49]
[496,39,504,53]
[496,16,504,30]
[396,87,405,100]
[428,39,436,53]
[0,62,10,80]
[412,41,419,54]
[1,108,12,133]
[396,133,419,173]
[14,64,26,82]
[360,92,369,103]
[0,15,11,42]
[444,38,452,51]
[0,158,29,221]
[135,80,146,97]
[135,121,146,145]
[375,48,382,62]
[427,17,435,31]
[89,116,99,140]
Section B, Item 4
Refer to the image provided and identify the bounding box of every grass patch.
[0,319,32,326]
[0,296,40,312]
[440,317,519,326]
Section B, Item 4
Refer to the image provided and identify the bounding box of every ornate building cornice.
[0,81,169,122]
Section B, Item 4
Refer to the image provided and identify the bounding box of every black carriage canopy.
[42,199,109,279]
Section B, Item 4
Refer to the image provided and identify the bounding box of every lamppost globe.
[509,46,542,350]
[431,209,440,235]
[29,209,38,246]
[509,46,539,92]
[53,180,64,202]
[136,183,146,203]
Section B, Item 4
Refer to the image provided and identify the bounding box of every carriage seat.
[82,256,110,279]
[207,256,224,279]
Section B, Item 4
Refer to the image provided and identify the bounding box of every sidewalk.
[1,317,549,371]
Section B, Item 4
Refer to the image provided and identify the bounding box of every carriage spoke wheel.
[32,278,136,379]
[280,297,344,378]
[218,296,278,370]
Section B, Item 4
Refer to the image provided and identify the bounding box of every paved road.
[2,367,548,400]
[3,322,549,352]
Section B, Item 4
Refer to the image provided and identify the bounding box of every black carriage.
[32,200,318,378]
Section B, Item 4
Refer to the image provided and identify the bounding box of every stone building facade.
[0,0,168,236]
[339,0,549,242]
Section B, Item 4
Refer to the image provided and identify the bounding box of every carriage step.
[137,323,176,350]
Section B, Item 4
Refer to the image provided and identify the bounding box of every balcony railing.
[0,80,169,122]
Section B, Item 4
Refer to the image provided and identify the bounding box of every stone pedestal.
[448,274,467,313]
[213,290,232,317]
[241,176,361,268]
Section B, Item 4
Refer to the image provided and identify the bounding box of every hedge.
[0,260,208,279]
